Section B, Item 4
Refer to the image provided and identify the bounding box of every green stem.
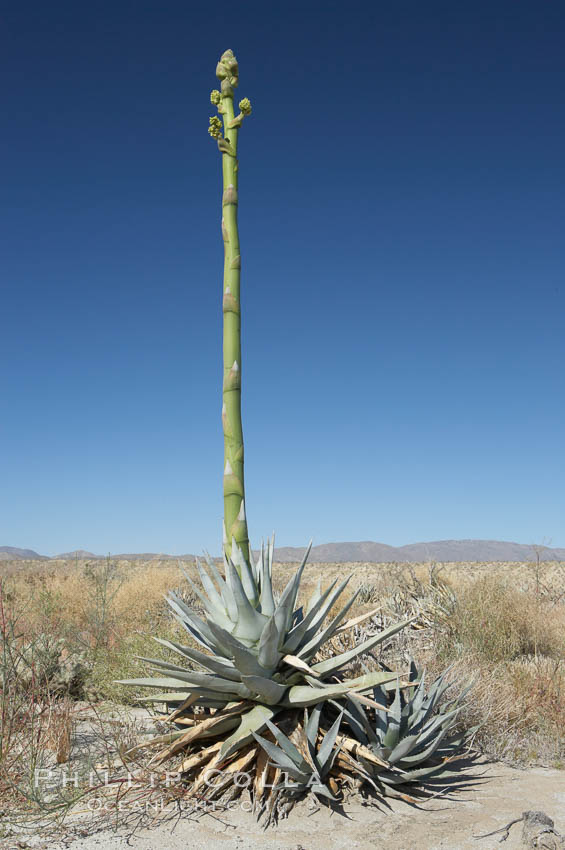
[214,50,250,564]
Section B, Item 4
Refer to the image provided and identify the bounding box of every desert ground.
[1,557,564,848]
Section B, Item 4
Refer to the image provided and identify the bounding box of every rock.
[521,810,565,849]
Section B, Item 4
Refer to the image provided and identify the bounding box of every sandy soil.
[6,760,564,850]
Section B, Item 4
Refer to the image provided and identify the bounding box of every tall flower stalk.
[118,51,472,822]
[209,49,252,565]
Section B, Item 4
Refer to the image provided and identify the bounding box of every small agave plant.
[117,48,472,822]
[252,707,343,802]
[342,663,474,796]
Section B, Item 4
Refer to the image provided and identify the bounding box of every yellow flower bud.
[208,115,223,139]
[239,98,252,116]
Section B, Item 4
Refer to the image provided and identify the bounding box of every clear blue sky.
[2,1,564,556]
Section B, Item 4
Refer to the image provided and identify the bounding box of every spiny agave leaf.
[130,685,239,703]
[136,691,213,702]
[310,617,414,676]
[408,658,418,690]
[167,611,221,655]
[145,668,253,698]
[340,697,378,747]
[257,616,282,671]
[408,669,427,722]
[316,711,343,773]
[382,683,402,750]
[180,569,235,632]
[230,538,259,607]
[240,675,288,705]
[297,576,352,650]
[258,540,275,616]
[267,534,274,573]
[372,684,389,737]
[323,588,361,643]
[286,670,397,707]
[377,760,456,785]
[204,551,238,621]
[387,733,422,764]
[409,693,457,741]
[139,688,241,709]
[195,558,233,622]
[286,682,351,707]
[273,555,309,638]
[251,731,309,780]
[306,703,321,749]
[292,606,304,628]
[206,621,271,676]
[307,780,337,801]
[219,704,277,761]
[390,681,402,725]
[297,587,361,658]
[136,692,235,708]
[166,594,221,650]
[168,611,214,653]
[397,764,473,784]
[291,540,312,606]
[414,670,452,724]
[280,580,339,655]
[334,699,368,746]
[253,540,264,586]
[435,730,474,754]
[178,565,216,613]
[346,670,400,692]
[122,667,249,698]
[152,637,241,681]
[305,578,322,614]
[398,725,456,768]
[402,707,463,761]
[264,719,311,773]
[116,677,194,689]
[225,559,269,642]
[134,654,193,674]
[259,567,275,617]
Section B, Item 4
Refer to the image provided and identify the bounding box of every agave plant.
[118,536,411,759]
[115,49,472,821]
[252,707,343,802]
[342,663,473,792]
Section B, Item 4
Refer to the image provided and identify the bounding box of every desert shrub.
[440,575,564,663]
[451,655,565,765]
[0,581,83,816]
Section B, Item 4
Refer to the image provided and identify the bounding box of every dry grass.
[2,556,565,776]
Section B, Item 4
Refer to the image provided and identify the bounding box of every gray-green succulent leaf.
[350,664,472,787]
[252,709,343,802]
[118,534,411,715]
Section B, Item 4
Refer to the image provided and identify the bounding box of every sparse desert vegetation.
[1,553,564,828]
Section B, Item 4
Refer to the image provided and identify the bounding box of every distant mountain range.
[0,546,50,561]
[1,540,564,563]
